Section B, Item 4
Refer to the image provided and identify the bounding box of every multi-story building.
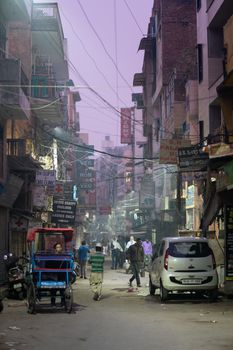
[196,0,233,294]
[134,0,197,241]
[0,0,34,280]
[0,2,82,282]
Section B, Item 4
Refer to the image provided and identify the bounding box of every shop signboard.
[35,170,56,186]
[77,169,94,179]
[209,143,233,159]
[160,139,191,164]
[78,182,95,190]
[51,199,76,225]
[121,107,132,144]
[225,205,233,281]
[185,185,194,208]
[80,159,95,167]
[99,206,112,215]
[178,146,209,171]
[139,174,155,209]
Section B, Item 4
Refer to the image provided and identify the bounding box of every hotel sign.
[121,108,132,144]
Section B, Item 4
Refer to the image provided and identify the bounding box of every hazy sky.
[35,0,153,151]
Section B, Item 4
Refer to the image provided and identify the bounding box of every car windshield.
[169,241,212,258]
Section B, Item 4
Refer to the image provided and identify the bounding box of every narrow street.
[0,260,233,350]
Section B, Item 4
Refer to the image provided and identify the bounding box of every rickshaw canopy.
[27,227,74,242]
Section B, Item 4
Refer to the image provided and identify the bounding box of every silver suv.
[149,237,218,301]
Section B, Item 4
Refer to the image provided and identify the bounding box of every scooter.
[4,254,29,300]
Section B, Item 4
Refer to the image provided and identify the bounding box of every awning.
[0,174,24,208]
[8,155,42,171]
[200,183,222,232]
[138,37,154,51]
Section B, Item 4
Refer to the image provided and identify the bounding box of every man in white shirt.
[126,236,136,250]
[111,237,123,269]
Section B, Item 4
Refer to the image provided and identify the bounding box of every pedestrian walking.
[142,238,153,269]
[126,238,144,288]
[78,240,90,279]
[89,243,105,301]
[126,235,136,250]
[111,236,122,269]
[117,235,125,268]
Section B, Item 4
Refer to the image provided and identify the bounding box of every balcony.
[31,74,64,125]
[32,3,68,81]
[7,139,29,157]
[0,0,31,21]
[0,59,30,120]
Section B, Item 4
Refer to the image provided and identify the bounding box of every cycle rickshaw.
[26,227,75,314]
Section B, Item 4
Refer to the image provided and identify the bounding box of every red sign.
[99,206,112,215]
[121,108,132,144]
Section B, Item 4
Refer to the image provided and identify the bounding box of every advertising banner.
[120,108,132,144]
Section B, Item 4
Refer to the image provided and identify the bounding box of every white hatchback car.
[149,237,218,301]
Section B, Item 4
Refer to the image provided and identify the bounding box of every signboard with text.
[79,159,95,167]
[99,206,112,215]
[51,199,76,225]
[36,170,56,186]
[78,182,95,190]
[139,174,155,209]
[178,146,209,171]
[160,139,191,164]
[121,107,132,144]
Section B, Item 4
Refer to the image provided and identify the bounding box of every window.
[196,0,201,11]
[159,241,165,256]
[197,44,203,82]
[169,242,212,258]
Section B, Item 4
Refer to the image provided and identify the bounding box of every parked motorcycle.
[4,254,29,300]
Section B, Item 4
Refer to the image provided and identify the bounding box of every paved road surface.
[0,260,233,350]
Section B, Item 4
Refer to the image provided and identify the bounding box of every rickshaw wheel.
[64,284,73,313]
[27,283,36,314]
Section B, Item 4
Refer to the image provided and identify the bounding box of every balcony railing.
[32,3,62,34]
[7,139,27,157]
[31,75,58,99]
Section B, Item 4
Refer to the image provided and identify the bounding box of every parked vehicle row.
[149,236,218,302]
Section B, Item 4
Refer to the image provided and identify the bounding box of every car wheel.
[160,281,168,302]
[149,277,156,295]
[209,289,218,302]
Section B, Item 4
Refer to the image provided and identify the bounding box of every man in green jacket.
[89,243,105,301]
